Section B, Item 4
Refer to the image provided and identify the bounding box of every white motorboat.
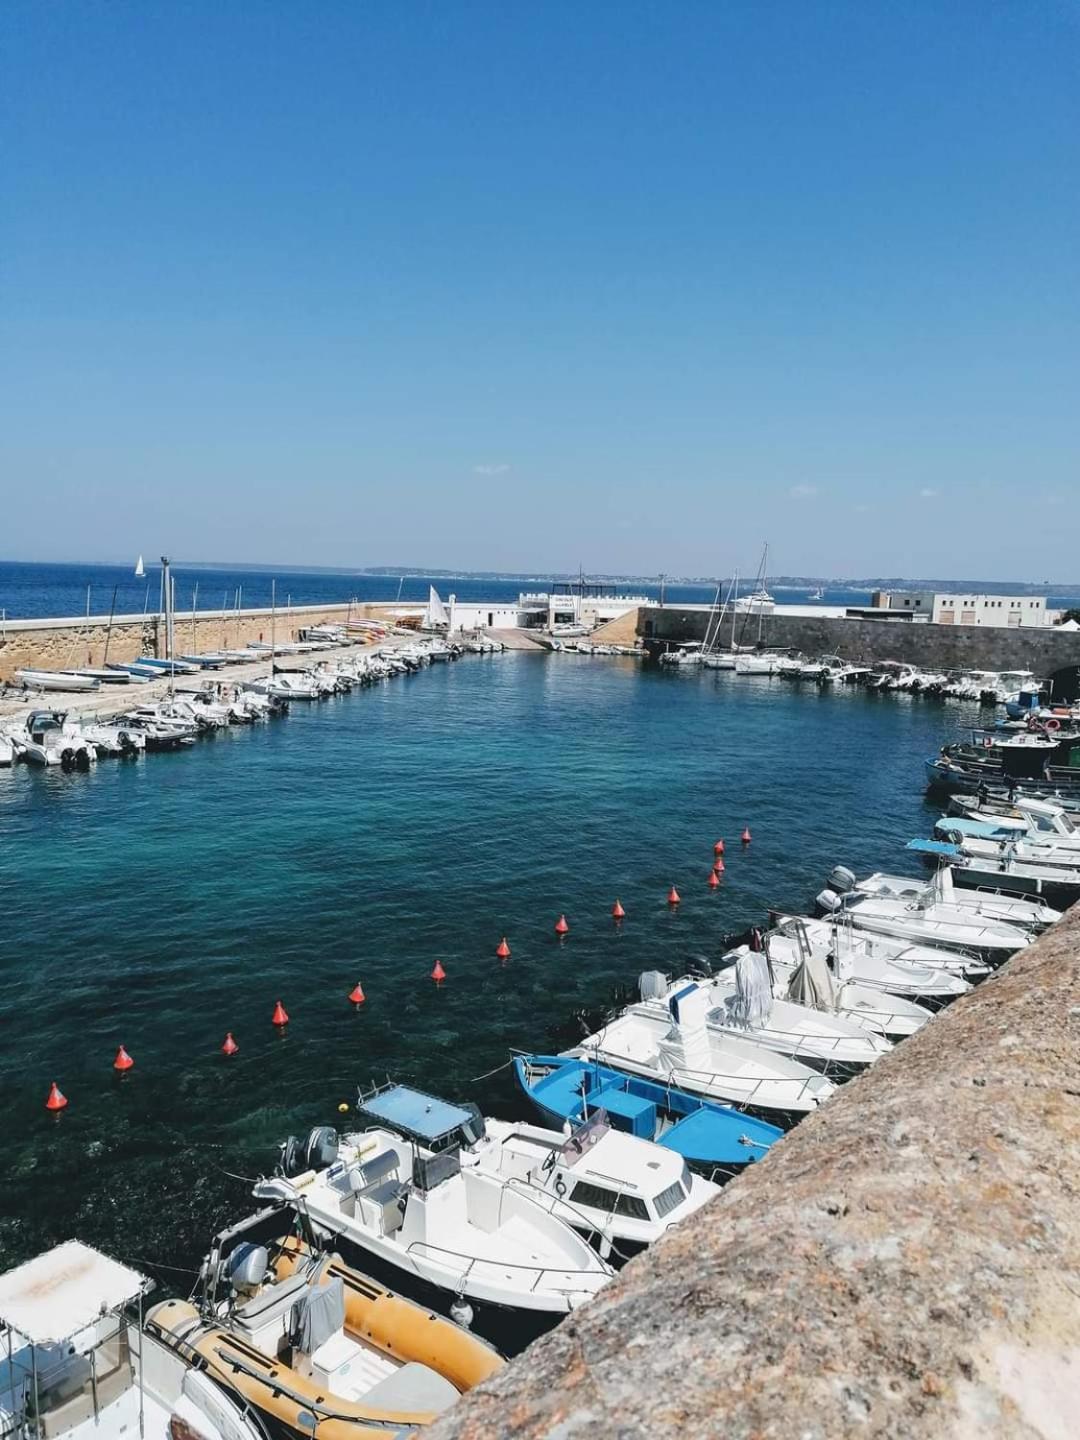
[733,654,781,675]
[933,820,1080,868]
[14,668,100,693]
[78,719,145,755]
[732,588,775,615]
[907,843,1080,906]
[659,643,705,667]
[731,935,933,1041]
[571,983,835,1123]
[12,711,97,768]
[632,959,891,1074]
[833,865,1059,933]
[764,914,972,1016]
[952,795,1080,848]
[815,882,1029,960]
[254,1088,612,1324]
[459,1111,719,1262]
[0,1240,267,1440]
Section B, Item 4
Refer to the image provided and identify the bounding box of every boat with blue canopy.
[512,1054,782,1177]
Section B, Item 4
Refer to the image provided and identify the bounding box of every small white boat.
[14,668,100,693]
[12,711,98,768]
[815,883,1029,959]
[0,1239,267,1440]
[763,916,971,1018]
[459,1111,719,1261]
[572,983,835,1122]
[255,1088,612,1324]
[0,730,14,767]
[633,960,891,1073]
[834,865,1059,933]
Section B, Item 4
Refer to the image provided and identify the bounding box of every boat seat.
[233,1272,310,1326]
[362,1362,460,1415]
[349,1149,399,1194]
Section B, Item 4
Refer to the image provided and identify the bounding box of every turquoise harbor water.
[0,655,974,1289]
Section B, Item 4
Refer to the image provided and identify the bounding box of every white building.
[871,590,1048,628]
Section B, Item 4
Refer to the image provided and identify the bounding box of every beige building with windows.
[869,590,1049,627]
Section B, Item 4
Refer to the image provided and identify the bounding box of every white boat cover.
[785,949,838,1012]
[0,1241,146,1343]
[727,951,773,1029]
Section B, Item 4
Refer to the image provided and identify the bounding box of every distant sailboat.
[135,554,145,578]
[424,585,450,629]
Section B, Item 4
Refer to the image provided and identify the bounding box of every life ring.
[554,1176,567,1197]
[1043,717,1061,732]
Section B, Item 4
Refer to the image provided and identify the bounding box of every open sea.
[0,650,976,1305]
[6,559,1075,622]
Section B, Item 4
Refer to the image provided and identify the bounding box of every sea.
[5,558,1076,621]
[0,647,981,1321]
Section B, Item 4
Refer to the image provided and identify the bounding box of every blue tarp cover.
[358,1085,472,1144]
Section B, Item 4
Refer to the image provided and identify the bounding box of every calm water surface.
[0,656,970,1286]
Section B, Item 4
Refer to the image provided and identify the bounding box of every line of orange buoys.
[43,828,755,1111]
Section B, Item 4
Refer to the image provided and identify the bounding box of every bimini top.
[357,1084,475,1147]
[0,1240,147,1344]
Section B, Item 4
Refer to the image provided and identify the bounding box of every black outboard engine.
[304,1126,339,1172]
[280,1135,306,1178]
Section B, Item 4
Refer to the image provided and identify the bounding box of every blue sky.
[3,2,1077,578]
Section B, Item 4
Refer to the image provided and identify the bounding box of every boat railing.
[403,1240,602,1295]
[662,1060,826,1106]
[715,1015,878,1060]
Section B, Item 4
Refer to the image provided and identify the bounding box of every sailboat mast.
[271,579,276,676]
[103,585,118,667]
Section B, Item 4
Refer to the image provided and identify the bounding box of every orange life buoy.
[1044,717,1061,732]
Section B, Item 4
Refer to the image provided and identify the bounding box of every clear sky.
[3,2,1077,579]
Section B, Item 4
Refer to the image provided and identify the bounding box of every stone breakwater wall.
[430,905,1080,1440]
[0,603,395,683]
[641,606,1080,676]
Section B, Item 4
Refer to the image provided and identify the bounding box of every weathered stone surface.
[431,908,1080,1439]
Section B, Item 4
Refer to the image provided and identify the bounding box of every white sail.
[425,585,449,628]
[134,554,145,577]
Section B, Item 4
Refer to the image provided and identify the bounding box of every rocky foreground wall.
[430,907,1080,1440]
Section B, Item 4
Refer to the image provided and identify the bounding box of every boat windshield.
[560,1111,611,1168]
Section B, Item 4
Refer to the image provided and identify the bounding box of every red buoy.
[714,839,726,855]
[271,1000,289,1027]
[742,827,752,844]
[431,959,446,982]
[555,914,570,936]
[222,1032,239,1056]
[707,870,720,889]
[348,981,366,1005]
[667,886,681,905]
[496,937,511,960]
[611,899,626,920]
[45,1081,68,1112]
[714,856,725,873]
[113,1045,134,1073]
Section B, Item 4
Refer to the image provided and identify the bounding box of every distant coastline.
[3,557,1078,596]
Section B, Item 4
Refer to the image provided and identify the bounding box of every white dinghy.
[254,1087,611,1329]
[632,958,891,1075]
[571,982,835,1124]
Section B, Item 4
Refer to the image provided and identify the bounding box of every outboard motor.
[639,970,669,1002]
[827,866,857,895]
[280,1135,306,1178]
[118,730,137,758]
[225,1242,269,1297]
[816,888,842,915]
[303,1126,339,1172]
